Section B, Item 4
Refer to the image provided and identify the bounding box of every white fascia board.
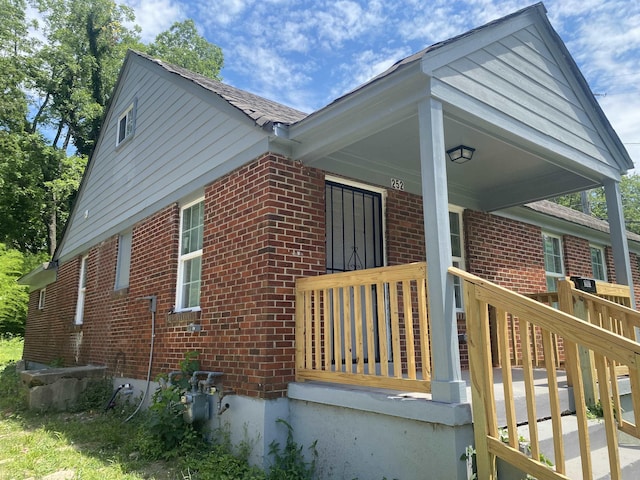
[421,6,541,76]
[432,79,623,182]
[17,263,57,292]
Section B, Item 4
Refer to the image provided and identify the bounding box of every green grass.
[0,336,24,365]
[0,357,317,480]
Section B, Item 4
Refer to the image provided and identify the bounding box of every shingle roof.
[132,51,308,127]
[525,200,640,243]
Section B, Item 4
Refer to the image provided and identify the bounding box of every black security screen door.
[325,181,386,367]
[325,181,383,273]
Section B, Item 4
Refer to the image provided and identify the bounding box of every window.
[543,233,564,291]
[590,245,607,281]
[75,255,88,325]
[116,102,136,146]
[38,288,46,310]
[115,231,132,290]
[450,209,465,310]
[176,199,204,310]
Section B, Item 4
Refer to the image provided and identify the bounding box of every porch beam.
[418,96,467,403]
[604,179,636,308]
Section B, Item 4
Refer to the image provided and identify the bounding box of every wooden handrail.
[451,266,640,480]
[295,262,431,392]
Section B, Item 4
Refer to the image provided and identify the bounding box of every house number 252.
[391,178,405,191]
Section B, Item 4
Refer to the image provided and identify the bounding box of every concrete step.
[514,416,640,479]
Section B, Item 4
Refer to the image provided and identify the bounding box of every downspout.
[124,295,157,422]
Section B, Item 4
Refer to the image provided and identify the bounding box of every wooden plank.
[296,368,430,393]
[295,288,305,379]
[521,320,540,462]
[304,290,313,369]
[323,289,331,370]
[296,262,427,290]
[333,288,343,371]
[402,280,417,380]
[576,299,597,406]
[343,286,353,374]
[542,328,565,475]
[389,282,402,378]
[314,290,321,370]
[593,351,622,480]
[465,281,496,480]
[364,284,376,375]
[417,277,430,381]
[497,307,518,449]
[376,282,389,376]
[353,285,364,375]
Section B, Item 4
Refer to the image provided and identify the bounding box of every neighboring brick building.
[18,6,639,479]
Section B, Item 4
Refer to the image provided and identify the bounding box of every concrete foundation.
[20,365,107,412]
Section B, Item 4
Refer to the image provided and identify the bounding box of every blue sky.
[122,0,640,167]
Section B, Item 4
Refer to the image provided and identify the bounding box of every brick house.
[19,4,638,479]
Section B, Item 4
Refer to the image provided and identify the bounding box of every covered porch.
[278,4,635,410]
[278,4,638,479]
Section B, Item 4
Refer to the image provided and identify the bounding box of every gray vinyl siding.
[59,57,268,261]
[433,25,612,167]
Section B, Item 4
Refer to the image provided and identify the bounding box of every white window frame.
[542,232,564,292]
[116,101,136,146]
[590,244,607,281]
[449,206,465,311]
[114,231,132,290]
[38,288,46,310]
[75,255,88,325]
[176,198,204,311]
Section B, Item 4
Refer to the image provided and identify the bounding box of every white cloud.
[123,0,185,42]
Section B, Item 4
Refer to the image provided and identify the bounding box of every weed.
[267,419,317,480]
[0,361,27,412]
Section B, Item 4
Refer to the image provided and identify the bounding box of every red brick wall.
[386,190,425,265]
[23,258,82,366]
[563,235,592,277]
[23,156,640,389]
[464,211,547,293]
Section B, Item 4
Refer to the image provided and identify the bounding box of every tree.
[147,19,223,79]
[551,174,640,235]
[0,245,47,336]
[0,1,224,257]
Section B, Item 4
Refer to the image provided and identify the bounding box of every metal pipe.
[124,295,157,422]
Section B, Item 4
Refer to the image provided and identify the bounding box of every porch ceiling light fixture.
[446,145,475,164]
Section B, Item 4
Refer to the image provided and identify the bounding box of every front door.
[325,180,385,368]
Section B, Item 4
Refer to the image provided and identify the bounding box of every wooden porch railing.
[452,266,640,480]
[295,262,431,392]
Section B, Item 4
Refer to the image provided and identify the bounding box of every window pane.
[450,212,461,258]
[118,117,126,142]
[591,246,606,281]
[182,201,204,254]
[182,256,202,308]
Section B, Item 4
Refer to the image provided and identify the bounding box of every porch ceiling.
[293,103,606,212]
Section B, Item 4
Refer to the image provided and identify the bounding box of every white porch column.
[604,179,636,308]
[418,97,467,403]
